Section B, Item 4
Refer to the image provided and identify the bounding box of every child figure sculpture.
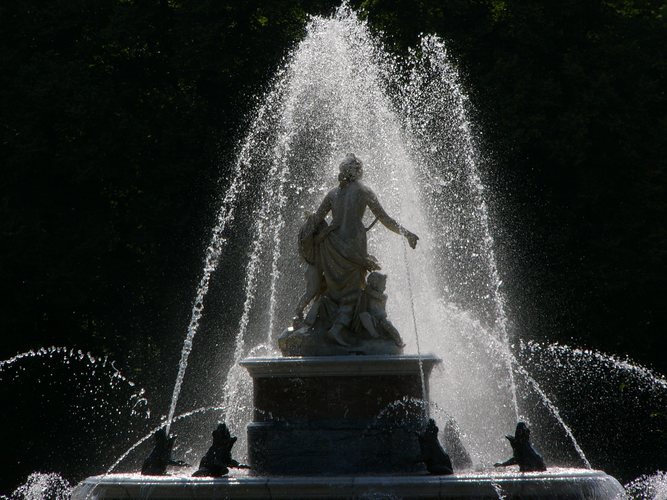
[358,272,405,347]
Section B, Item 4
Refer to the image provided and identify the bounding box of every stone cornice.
[240,354,441,378]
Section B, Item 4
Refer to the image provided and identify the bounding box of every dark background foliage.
[1,0,665,493]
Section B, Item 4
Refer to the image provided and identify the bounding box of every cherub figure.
[357,272,405,347]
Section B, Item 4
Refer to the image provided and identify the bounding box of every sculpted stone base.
[240,355,439,475]
[278,324,403,356]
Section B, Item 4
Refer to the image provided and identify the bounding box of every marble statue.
[279,153,418,356]
[494,422,547,472]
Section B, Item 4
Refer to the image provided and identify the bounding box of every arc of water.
[265,102,298,343]
[163,73,289,433]
[0,346,149,415]
[512,361,592,468]
[164,173,245,434]
[522,340,667,391]
[0,346,101,372]
[478,331,591,467]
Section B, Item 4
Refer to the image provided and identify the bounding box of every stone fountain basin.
[72,468,625,499]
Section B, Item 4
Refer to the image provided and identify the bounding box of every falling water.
[3,6,660,494]
[162,2,660,475]
[625,472,667,500]
[4,473,72,500]
[5,6,666,497]
[402,240,427,402]
[400,35,519,420]
[201,4,521,462]
[0,346,150,418]
[163,64,295,432]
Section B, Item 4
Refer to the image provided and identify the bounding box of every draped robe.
[312,180,403,329]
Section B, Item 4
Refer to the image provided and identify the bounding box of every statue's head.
[515,422,530,442]
[424,418,439,437]
[366,271,387,292]
[154,428,175,451]
[338,153,363,184]
[212,422,236,446]
[154,428,168,445]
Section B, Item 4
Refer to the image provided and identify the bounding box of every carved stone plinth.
[240,354,440,475]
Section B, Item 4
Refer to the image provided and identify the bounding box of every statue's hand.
[406,231,419,249]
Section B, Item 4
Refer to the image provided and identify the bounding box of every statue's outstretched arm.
[367,191,419,248]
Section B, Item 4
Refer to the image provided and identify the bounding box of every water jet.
[65,4,652,499]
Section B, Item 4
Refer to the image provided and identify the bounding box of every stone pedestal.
[239,354,440,475]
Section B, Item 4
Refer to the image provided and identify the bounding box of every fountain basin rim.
[240,354,441,378]
[72,469,626,499]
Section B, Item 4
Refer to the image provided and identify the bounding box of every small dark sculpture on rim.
[418,418,454,475]
[193,423,248,477]
[494,422,547,472]
[141,428,188,475]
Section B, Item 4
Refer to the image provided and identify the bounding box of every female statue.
[299,153,419,348]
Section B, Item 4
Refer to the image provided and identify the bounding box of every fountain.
[42,3,654,498]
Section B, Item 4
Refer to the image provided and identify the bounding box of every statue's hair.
[338,153,363,186]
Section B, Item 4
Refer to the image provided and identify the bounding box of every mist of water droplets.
[198,4,523,463]
[162,2,664,478]
[2,472,72,500]
[0,346,150,419]
[625,472,667,500]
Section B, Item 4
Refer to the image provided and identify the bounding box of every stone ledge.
[240,354,441,378]
[71,469,626,499]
